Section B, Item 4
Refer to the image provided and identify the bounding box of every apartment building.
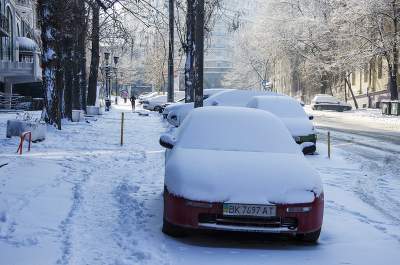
[343,57,392,108]
[0,0,41,109]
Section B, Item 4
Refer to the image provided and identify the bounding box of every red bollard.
[17,131,32,155]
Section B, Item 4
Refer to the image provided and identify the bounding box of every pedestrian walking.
[130,94,136,111]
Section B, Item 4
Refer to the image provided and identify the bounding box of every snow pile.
[247,96,314,136]
[165,107,322,204]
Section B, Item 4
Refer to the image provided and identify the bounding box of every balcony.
[0,13,10,37]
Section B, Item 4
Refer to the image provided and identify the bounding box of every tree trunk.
[185,0,195,103]
[344,76,359,109]
[72,0,86,110]
[79,0,88,112]
[80,41,88,112]
[194,0,204,108]
[390,0,399,100]
[88,2,100,106]
[167,0,174,103]
[63,38,73,119]
[38,0,63,128]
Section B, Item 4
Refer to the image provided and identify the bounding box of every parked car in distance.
[142,95,167,111]
[143,91,185,111]
[311,94,352,112]
[159,98,185,114]
[138,92,158,104]
[160,107,324,242]
[247,96,317,154]
[166,89,279,127]
[162,89,229,119]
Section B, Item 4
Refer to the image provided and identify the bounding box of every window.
[378,57,383,79]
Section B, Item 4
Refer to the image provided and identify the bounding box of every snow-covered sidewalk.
[1,104,399,265]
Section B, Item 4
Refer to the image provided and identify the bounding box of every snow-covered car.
[166,89,279,127]
[159,98,185,114]
[311,94,352,112]
[138,92,158,104]
[162,89,228,119]
[247,96,317,154]
[160,107,324,242]
[142,95,168,111]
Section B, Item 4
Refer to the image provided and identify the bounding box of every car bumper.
[164,188,324,234]
[294,134,317,145]
[312,104,351,111]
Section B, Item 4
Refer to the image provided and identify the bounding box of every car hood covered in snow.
[281,117,314,137]
[165,148,323,204]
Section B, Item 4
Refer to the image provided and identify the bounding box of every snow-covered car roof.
[247,96,314,136]
[148,95,167,102]
[206,89,279,107]
[247,96,308,118]
[312,94,340,103]
[166,89,281,127]
[165,107,323,204]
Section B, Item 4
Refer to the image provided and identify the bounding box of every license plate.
[223,204,276,217]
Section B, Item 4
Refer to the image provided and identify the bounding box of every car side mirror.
[160,134,176,149]
[309,115,314,120]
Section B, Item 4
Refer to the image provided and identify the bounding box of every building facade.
[0,0,41,109]
[344,57,392,108]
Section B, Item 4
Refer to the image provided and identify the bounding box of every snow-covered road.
[1,104,399,265]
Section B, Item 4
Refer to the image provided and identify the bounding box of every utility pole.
[194,0,204,108]
[168,0,174,102]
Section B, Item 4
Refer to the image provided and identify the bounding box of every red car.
[160,107,324,242]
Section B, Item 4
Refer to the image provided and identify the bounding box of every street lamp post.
[103,51,111,111]
[113,56,119,105]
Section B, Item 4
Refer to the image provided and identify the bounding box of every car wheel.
[154,106,161,112]
[302,145,316,155]
[162,219,187,237]
[296,228,321,243]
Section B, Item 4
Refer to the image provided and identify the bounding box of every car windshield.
[176,107,299,154]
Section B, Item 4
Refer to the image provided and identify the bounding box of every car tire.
[162,219,187,237]
[154,106,161,112]
[296,228,321,243]
[302,145,316,155]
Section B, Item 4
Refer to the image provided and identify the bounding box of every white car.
[138,92,159,104]
[160,107,324,242]
[166,89,279,127]
[311,94,352,112]
[142,95,168,111]
[162,89,228,119]
[143,91,185,111]
[247,96,317,154]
